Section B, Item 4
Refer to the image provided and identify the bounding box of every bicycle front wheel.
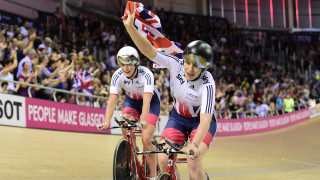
[157,171,172,180]
[113,138,131,180]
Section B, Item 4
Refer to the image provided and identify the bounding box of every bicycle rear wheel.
[157,171,171,180]
[113,138,136,180]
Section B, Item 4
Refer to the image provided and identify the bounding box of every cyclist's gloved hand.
[187,141,201,160]
[97,122,110,131]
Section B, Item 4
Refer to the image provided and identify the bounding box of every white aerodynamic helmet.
[117,46,140,66]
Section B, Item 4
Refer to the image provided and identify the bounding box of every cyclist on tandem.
[123,2,217,179]
[98,46,161,179]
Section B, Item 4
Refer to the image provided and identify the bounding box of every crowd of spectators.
[0,7,319,119]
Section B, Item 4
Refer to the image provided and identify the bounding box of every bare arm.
[50,78,62,87]
[23,32,36,55]
[33,77,39,91]
[187,113,212,160]
[1,50,18,76]
[92,69,99,77]
[98,94,118,131]
[191,113,212,146]
[31,51,40,65]
[60,63,73,74]
[123,3,157,60]
[49,61,61,79]
[140,93,153,128]
[105,94,118,123]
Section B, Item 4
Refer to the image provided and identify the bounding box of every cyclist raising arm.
[98,46,161,179]
[124,3,217,180]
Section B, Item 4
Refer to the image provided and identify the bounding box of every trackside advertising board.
[215,108,310,136]
[25,97,110,134]
[0,93,26,127]
[0,93,314,136]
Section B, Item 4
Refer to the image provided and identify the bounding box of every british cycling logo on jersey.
[201,75,209,84]
[176,74,185,84]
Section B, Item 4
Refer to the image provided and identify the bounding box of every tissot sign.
[0,93,26,127]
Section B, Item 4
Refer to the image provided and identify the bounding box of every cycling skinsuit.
[110,66,160,127]
[153,51,217,148]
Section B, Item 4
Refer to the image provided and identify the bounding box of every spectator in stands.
[17,48,38,79]
[0,50,19,93]
[6,25,15,38]
[283,94,295,113]
[0,38,7,64]
[38,37,52,55]
[3,42,13,59]
[107,51,117,70]
[255,98,269,117]
[19,20,29,42]
[18,62,35,97]
[35,56,62,99]
[229,93,240,118]
[309,85,319,100]
[16,41,26,61]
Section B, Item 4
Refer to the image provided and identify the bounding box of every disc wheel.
[113,138,136,180]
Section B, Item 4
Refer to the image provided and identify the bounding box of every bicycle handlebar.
[135,148,194,156]
[105,123,138,129]
[98,114,144,130]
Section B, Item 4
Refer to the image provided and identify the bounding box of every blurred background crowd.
[0,6,320,119]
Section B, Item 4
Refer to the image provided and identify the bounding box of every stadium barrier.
[0,79,108,105]
[0,92,314,136]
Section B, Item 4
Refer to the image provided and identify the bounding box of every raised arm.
[23,32,36,55]
[2,50,18,75]
[123,3,157,60]
[49,61,61,79]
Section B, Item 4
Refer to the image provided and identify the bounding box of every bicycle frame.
[164,153,188,180]
[125,126,148,180]
[104,114,159,180]
[135,136,192,180]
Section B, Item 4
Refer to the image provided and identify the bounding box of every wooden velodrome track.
[1,116,320,180]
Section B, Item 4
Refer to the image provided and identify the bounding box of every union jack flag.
[73,71,94,95]
[122,1,183,68]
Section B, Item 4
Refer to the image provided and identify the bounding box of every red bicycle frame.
[164,153,188,180]
[127,127,149,179]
